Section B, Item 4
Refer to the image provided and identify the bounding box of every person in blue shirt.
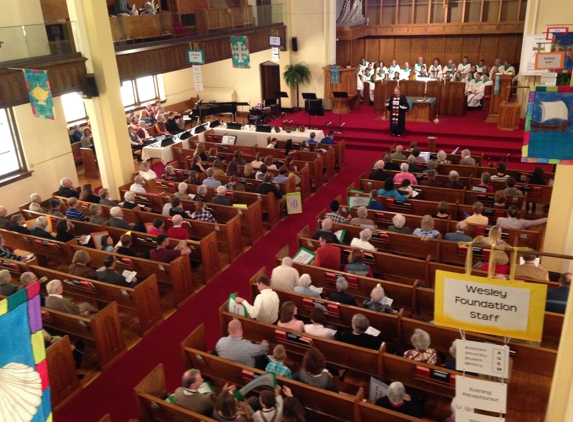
[70,124,83,143]
[368,190,384,211]
[273,166,289,183]
[377,177,411,202]
[306,132,317,143]
[320,130,335,145]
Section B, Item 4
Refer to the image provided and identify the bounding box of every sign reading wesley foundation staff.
[455,339,509,378]
[434,271,547,342]
[456,377,507,413]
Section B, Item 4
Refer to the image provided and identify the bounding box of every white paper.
[228,294,248,317]
[80,235,91,245]
[293,248,315,265]
[348,196,371,210]
[455,377,507,413]
[520,35,550,76]
[122,270,137,283]
[197,381,214,395]
[334,230,345,242]
[369,377,389,402]
[381,296,393,307]
[411,190,419,198]
[193,65,204,91]
[455,339,509,378]
[456,411,504,422]
[365,326,381,336]
[309,285,324,294]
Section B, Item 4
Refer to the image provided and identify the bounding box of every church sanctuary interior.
[2,0,573,421]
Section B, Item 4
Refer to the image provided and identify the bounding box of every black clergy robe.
[386,94,409,136]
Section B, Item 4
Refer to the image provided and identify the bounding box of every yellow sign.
[434,270,547,342]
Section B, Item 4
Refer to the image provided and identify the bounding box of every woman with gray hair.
[375,381,425,418]
[436,150,450,164]
[174,182,191,200]
[327,276,357,306]
[388,213,410,234]
[445,170,464,190]
[99,188,120,206]
[413,215,442,239]
[29,193,49,214]
[350,206,375,228]
[404,328,437,364]
[0,269,17,296]
[88,204,107,225]
[350,228,376,251]
[294,274,321,298]
[138,160,157,181]
[362,286,394,314]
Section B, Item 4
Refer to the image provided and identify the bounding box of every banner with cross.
[231,36,250,69]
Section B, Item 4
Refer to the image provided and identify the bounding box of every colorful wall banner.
[330,66,341,84]
[520,35,551,76]
[23,69,56,120]
[522,86,573,165]
[0,284,52,421]
[551,32,573,71]
[231,36,250,69]
[434,270,547,342]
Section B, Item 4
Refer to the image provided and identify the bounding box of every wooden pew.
[1,256,36,278]
[276,138,346,170]
[464,190,526,209]
[134,363,219,422]
[46,335,83,411]
[471,177,553,206]
[0,228,73,265]
[42,301,126,370]
[30,265,163,337]
[476,166,555,181]
[360,178,468,204]
[80,148,100,179]
[391,148,484,166]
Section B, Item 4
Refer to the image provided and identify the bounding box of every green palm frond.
[283,63,311,88]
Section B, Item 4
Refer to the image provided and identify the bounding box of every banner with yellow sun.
[23,69,56,120]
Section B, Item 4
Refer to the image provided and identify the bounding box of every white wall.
[162,67,197,107]
[0,97,78,211]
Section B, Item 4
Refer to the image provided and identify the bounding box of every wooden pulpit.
[484,75,513,122]
[323,66,360,114]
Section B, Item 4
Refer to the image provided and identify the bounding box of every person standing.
[386,87,409,137]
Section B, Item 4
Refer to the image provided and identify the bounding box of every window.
[121,80,136,108]
[61,92,87,123]
[135,76,157,103]
[0,109,26,179]
[120,75,164,108]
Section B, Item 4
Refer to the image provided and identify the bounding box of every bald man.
[215,319,269,368]
[0,206,9,229]
[130,175,147,194]
[167,215,190,240]
[369,160,390,181]
[311,218,340,244]
[444,221,472,242]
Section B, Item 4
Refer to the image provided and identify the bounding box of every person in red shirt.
[149,218,165,235]
[167,215,190,240]
[150,234,191,263]
[313,236,341,271]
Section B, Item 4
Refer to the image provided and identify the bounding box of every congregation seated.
[493,190,507,209]
[235,275,279,324]
[29,193,49,213]
[130,175,147,193]
[69,250,98,279]
[375,381,425,418]
[155,114,169,135]
[496,205,547,230]
[394,163,418,185]
[203,168,221,189]
[255,164,268,181]
[109,207,134,230]
[79,183,101,203]
[350,228,376,252]
[345,249,373,277]
[350,206,375,228]
[190,201,215,223]
[397,179,413,197]
[464,201,488,226]
[379,177,411,201]
[473,172,493,193]
[173,368,215,416]
[100,234,115,252]
[403,328,437,364]
[334,313,384,350]
[149,218,165,235]
[436,150,450,164]
[294,274,320,299]
[0,269,17,296]
[99,188,121,206]
[139,161,157,181]
[116,234,137,257]
[388,213,410,234]
[162,164,176,181]
[174,182,192,200]
[546,272,571,314]
[293,348,338,393]
[459,149,476,166]
[391,145,406,160]
[150,234,191,263]
[277,301,304,332]
[325,200,349,224]
[213,186,233,206]
[312,218,339,244]
[165,112,183,135]
[304,307,337,339]
[444,170,464,190]
[444,221,472,242]
[88,205,106,225]
[265,344,292,379]
[257,174,284,206]
[59,177,79,198]
[368,190,384,211]
[45,279,94,317]
[314,235,341,271]
[56,219,83,244]
[491,163,510,181]
[369,160,389,181]
[328,276,357,306]
[97,254,137,287]
[0,234,29,262]
[50,199,65,218]
[413,215,442,239]
[503,177,523,197]
[167,215,190,240]
[65,197,86,221]
[362,286,394,314]
[383,153,400,171]
[215,319,269,368]
[271,257,299,292]
[421,169,443,187]
[480,250,510,275]
[31,216,56,240]
[10,214,30,234]
[515,252,549,281]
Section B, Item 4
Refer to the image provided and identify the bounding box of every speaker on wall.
[84,74,99,98]
[292,37,298,52]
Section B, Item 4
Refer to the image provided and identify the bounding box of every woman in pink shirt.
[393,163,418,185]
[277,301,305,332]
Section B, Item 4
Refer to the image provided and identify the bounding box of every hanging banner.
[231,35,250,69]
[192,65,204,91]
[494,73,501,95]
[520,35,551,76]
[434,270,547,341]
[271,47,280,62]
[331,66,341,84]
[552,32,573,71]
[456,377,507,413]
[455,339,509,378]
[23,69,56,120]
[187,50,205,64]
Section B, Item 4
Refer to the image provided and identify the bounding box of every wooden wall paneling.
[395,38,411,67]
[479,35,500,65]
[410,37,428,63]
[461,35,481,64]
[426,36,446,64]
[379,38,396,64]
[444,36,464,64]
[365,38,380,62]
[497,34,520,64]
[352,38,366,65]
[337,40,353,66]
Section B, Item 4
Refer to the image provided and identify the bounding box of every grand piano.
[192,101,250,123]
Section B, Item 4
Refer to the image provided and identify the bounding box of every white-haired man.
[444,221,472,242]
[167,214,190,240]
[375,381,425,418]
[58,177,79,198]
[174,368,218,416]
[130,175,147,194]
[369,160,389,181]
[311,218,339,244]
[29,193,49,214]
[391,145,406,160]
[294,273,320,298]
[108,207,134,230]
[212,186,233,206]
[459,149,476,166]
[30,217,56,240]
[45,279,93,317]
[350,207,375,228]
[270,257,299,292]
[0,206,9,229]
[350,229,376,251]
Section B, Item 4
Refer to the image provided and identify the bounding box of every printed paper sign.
[434,271,547,341]
[347,195,372,210]
[456,377,507,413]
[228,294,248,317]
[292,247,315,265]
[546,26,569,40]
[535,52,565,70]
[286,192,302,214]
[455,340,509,378]
[520,35,551,76]
[187,50,205,64]
[193,65,203,91]
[369,377,389,402]
[456,412,505,422]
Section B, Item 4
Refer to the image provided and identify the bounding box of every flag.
[23,69,56,120]
[0,284,52,421]
[231,36,250,69]
[331,66,341,84]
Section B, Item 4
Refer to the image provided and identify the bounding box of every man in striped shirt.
[65,197,86,221]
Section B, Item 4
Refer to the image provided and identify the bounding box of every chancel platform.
[385,96,438,122]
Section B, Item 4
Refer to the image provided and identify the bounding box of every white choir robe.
[388,64,401,75]
[467,80,492,107]
[400,69,412,80]
[369,80,376,102]
[443,65,456,76]
[375,73,386,81]
[458,63,471,74]
[429,64,442,79]
[414,63,426,75]
[489,64,503,77]
[416,72,429,80]
[502,66,516,75]
[464,79,475,93]
[357,74,364,97]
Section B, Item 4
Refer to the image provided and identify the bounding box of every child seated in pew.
[403,328,438,365]
[100,234,116,252]
[149,218,165,235]
[212,389,251,422]
[265,344,293,379]
[252,385,293,422]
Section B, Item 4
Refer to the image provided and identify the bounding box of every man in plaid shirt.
[190,201,215,223]
[265,345,292,379]
[325,200,350,224]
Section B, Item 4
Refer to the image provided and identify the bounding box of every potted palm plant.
[283,63,311,111]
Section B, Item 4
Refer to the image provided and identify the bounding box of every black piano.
[192,101,249,123]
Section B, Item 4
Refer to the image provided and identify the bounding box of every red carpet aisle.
[54,149,378,422]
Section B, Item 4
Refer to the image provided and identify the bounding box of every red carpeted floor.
[54,148,378,422]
